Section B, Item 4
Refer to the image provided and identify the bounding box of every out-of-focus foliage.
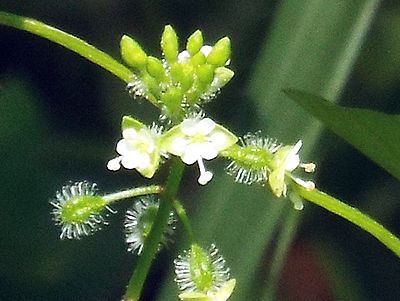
[0,1,399,301]
[285,89,400,181]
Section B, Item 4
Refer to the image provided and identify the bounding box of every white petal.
[285,154,300,171]
[199,142,218,160]
[121,152,140,169]
[181,144,200,165]
[209,131,227,150]
[291,140,302,155]
[200,45,212,57]
[122,128,138,139]
[285,140,302,171]
[177,50,190,62]
[180,118,198,136]
[116,139,130,155]
[197,118,215,135]
[170,137,189,155]
[107,157,121,171]
[137,153,151,169]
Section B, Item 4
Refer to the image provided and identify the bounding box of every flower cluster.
[108,115,237,185]
[121,25,234,120]
[48,24,320,301]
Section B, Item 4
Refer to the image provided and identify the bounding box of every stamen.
[300,162,316,173]
[294,178,315,190]
[197,157,213,185]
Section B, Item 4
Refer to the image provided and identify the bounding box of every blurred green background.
[0,1,399,300]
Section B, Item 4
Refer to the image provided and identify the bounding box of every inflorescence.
[49,24,318,301]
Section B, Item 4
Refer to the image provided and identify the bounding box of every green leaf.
[285,89,400,181]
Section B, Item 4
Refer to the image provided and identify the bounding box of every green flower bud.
[206,37,231,67]
[180,63,195,91]
[187,29,203,56]
[170,62,183,83]
[161,25,179,63]
[120,35,148,69]
[146,56,166,81]
[191,51,207,66]
[213,67,234,89]
[197,64,215,85]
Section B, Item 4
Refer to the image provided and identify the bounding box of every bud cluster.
[121,25,234,120]
[108,114,238,185]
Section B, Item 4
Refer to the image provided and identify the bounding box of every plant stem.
[103,185,163,204]
[124,158,185,301]
[0,12,133,83]
[173,199,195,244]
[294,183,400,257]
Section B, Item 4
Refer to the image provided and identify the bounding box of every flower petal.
[122,128,138,139]
[182,144,201,165]
[199,142,218,160]
[107,157,121,171]
[121,151,140,169]
[116,139,130,155]
[209,131,227,150]
[181,118,199,136]
[197,118,216,136]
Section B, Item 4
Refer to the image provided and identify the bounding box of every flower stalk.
[293,181,400,257]
[123,158,185,301]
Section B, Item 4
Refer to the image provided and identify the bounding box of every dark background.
[0,1,399,300]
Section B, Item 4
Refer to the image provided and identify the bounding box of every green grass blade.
[285,89,400,181]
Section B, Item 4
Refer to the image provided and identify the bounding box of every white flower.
[162,117,238,185]
[268,140,315,198]
[107,117,162,178]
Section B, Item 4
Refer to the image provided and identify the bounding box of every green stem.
[124,158,185,301]
[173,199,195,244]
[294,183,400,257]
[102,185,163,204]
[0,11,132,83]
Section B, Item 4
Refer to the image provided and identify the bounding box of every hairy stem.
[124,158,185,301]
[103,185,163,204]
